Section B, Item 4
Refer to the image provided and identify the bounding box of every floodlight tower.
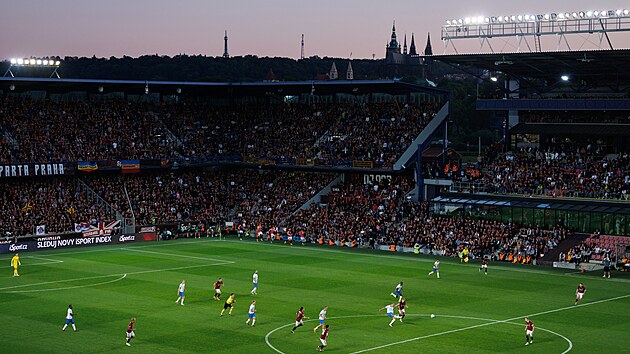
[4,57,61,78]
[300,34,305,60]
[440,8,630,54]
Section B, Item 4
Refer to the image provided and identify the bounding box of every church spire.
[424,32,433,56]
[403,33,408,55]
[409,33,417,56]
[387,20,399,49]
[346,61,354,80]
[223,30,229,58]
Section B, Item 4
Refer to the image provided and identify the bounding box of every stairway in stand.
[537,233,590,266]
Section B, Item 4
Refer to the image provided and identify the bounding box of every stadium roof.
[428,49,630,88]
[510,123,630,136]
[433,193,630,213]
[0,77,449,97]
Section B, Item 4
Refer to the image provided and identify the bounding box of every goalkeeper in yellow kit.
[11,253,21,277]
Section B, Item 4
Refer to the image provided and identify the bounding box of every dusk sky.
[2,0,630,60]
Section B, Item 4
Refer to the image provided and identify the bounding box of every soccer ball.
[430,314,435,318]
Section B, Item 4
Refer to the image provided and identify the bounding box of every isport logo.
[119,235,136,243]
[9,243,28,252]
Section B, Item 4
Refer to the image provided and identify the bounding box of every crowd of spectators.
[262,175,569,263]
[0,98,177,163]
[0,177,117,237]
[0,98,438,168]
[455,142,629,200]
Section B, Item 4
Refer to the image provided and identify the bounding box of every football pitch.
[1,238,629,354]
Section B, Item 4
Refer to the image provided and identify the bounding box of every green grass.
[1,238,629,354]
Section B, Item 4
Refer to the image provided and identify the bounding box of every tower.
[223,30,229,58]
[301,34,305,60]
[424,32,433,56]
[329,62,338,80]
[409,33,417,56]
[403,33,408,55]
[386,21,401,55]
[346,61,353,80]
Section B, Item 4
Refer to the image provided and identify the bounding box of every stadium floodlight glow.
[8,57,60,67]
[624,9,629,15]
[615,9,622,15]
[579,11,585,18]
[586,11,593,17]
[464,17,471,24]
[561,75,569,81]
[490,76,498,82]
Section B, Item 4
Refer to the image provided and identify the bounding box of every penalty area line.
[0,261,233,291]
[5,274,128,293]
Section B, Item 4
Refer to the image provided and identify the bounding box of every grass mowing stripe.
[121,247,231,263]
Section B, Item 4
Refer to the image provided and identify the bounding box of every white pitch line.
[5,274,128,293]
[264,314,573,354]
[0,261,233,291]
[121,247,229,263]
[349,293,630,353]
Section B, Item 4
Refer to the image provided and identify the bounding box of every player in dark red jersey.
[575,283,586,305]
[291,306,309,333]
[317,324,329,352]
[213,278,224,301]
[397,297,407,322]
[479,259,488,275]
[524,317,534,346]
[125,317,136,347]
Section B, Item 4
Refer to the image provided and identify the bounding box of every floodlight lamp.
[491,16,498,23]
[98,86,104,93]
[446,20,451,25]
[55,61,60,66]
[564,12,571,18]
[36,59,42,65]
[571,12,578,18]
[484,17,490,23]
[464,17,471,24]
[477,16,484,24]
[579,11,585,18]
[586,11,593,17]
[600,11,607,17]
[616,9,622,15]
[558,13,565,19]
[517,15,524,21]
[17,58,23,65]
[10,58,17,64]
[561,75,569,81]
[43,60,48,65]
[490,77,498,82]
[458,18,463,24]
[524,15,531,21]
[510,15,516,21]
[625,9,630,15]
[176,88,182,94]
[549,13,556,20]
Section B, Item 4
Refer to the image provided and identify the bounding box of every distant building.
[329,62,338,80]
[385,21,430,77]
[223,30,229,58]
[346,61,354,80]
[385,22,422,66]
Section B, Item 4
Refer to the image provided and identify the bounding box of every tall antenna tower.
[300,34,305,59]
